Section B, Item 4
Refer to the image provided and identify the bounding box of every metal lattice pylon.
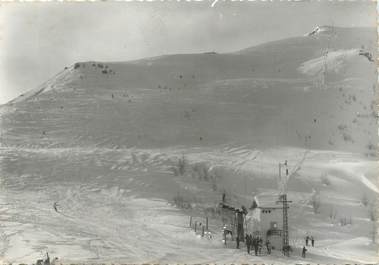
[281,194,290,256]
[276,152,308,256]
[277,161,292,257]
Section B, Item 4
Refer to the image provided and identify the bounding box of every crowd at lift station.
[237,234,315,258]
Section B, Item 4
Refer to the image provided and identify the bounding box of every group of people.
[35,252,58,265]
[302,236,315,258]
[305,235,315,247]
[244,234,271,256]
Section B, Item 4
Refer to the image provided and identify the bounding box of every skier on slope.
[53,202,59,213]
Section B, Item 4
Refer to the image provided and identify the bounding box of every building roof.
[251,194,283,209]
[220,203,246,213]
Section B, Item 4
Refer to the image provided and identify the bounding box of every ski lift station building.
[246,194,284,251]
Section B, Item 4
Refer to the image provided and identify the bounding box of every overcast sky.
[0,1,376,104]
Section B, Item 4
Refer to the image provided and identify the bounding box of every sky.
[0,1,377,104]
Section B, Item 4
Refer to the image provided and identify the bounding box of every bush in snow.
[205,205,221,217]
[191,162,210,181]
[173,192,192,209]
[329,206,337,219]
[177,155,187,176]
[170,155,187,176]
[320,173,331,186]
[337,124,347,131]
[366,143,377,158]
[369,204,378,243]
[339,216,352,226]
[361,194,369,207]
[369,203,377,222]
[211,181,217,191]
[342,132,353,143]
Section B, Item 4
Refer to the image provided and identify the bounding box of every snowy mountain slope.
[298,48,375,83]
[0,26,378,263]
[1,27,377,154]
[299,49,365,76]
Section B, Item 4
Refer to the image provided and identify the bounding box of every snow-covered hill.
[1,26,377,154]
[0,26,377,263]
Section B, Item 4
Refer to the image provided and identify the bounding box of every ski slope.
[0,146,377,264]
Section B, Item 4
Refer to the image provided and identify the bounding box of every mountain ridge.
[3,26,376,105]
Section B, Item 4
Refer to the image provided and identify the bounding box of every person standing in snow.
[249,234,253,247]
[245,234,251,254]
[311,236,315,247]
[266,240,271,254]
[258,237,263,255]
[44,252,50,265]
[302,246,307,258]
[305,236,309,246]
[253,237,258,256]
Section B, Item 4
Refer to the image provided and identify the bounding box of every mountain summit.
[307,25,336,36]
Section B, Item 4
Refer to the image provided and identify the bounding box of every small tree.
[329,206,337,222]
[339,217,348,226]
[173,192,192,209]
[368,203,378,243]
[362,194,369,207]
[203,165,209,181]
[177,155,187,176]
[369,207,377,222]
[211,181,217,191]
[311,191,321,214]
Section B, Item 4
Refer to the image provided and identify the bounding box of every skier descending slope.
[53,202,59,213]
